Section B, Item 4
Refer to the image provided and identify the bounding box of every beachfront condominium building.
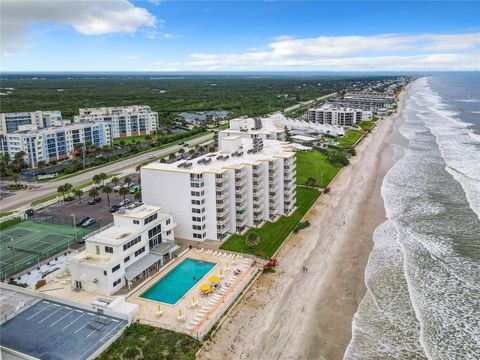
[336,92,395,112]
[218,116,287,143]
[141,136,296,242]
[0,111,62,134]
[74,105,159,138]
[68,205,177,296]
[0,122,111,167]
[307,105,372,126]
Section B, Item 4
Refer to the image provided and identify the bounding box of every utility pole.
[71,214,77,245]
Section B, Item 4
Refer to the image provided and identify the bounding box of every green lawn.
[337,129,364,147]
[296,151,341,187]
[97,323,201,360]
[0,211,16,218]
[359,121,376,131]
[220,187,320,258]
[31,180,94,206]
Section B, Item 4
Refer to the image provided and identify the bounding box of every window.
[103,270,107,276]
[148,224,162,239]
[124,256,130,263]
[144,213,158,225]
[105,246,113,254]
[113,278,122,287]
[166,218,171,225]
[192,216,202,222]
[166,230,172,236]
[191,199,200,205]
[123,236,141,251]
[191,191,200,196]
[112,264,120,273]
[135,246,145,257]
[191,182,200,188]
[192,208,201,213]
[193,233,202,239]
[133,220,139,225]
[193,224,202,230]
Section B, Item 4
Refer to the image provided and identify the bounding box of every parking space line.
[86,329,97,338]
[62,313,85,331]
[112,319,119,323]
[73,321,89,334]
[27,303,51,320]
[38,306,64,324]
[75,321,124,360]
[99,321,123,342]
[65,307,72,310]
[50,309,74,327]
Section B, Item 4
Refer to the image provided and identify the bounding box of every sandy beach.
[199,90,407,360]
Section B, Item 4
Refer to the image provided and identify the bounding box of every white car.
[113,185,122,192]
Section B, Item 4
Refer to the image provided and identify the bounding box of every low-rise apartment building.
[0,111,62,134]
[68,205,177,296]
[0,122,111,167]
[141,136,296,242]
[307,105,372,126]
[74,105,159,138]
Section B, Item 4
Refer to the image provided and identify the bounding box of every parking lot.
[0,299,128,360]
[38,173,140,228]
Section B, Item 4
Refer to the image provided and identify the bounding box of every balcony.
[216,181,228,192]
[235,185,247,195]
[216,206,229,214]
[215,176,227,185]
[236,209,247,219]
[235,178,246,187]
[217,215,229,225]
[217,224,229,233]
[235,170,245,179]
[236,217,247,227]
[216,191,229,200]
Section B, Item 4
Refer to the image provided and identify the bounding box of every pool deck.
[127,248,258,338]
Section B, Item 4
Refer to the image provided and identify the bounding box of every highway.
[1,133,214,212]
[283,92,337,113]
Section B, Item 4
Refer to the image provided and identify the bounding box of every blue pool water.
[140,258,215,305]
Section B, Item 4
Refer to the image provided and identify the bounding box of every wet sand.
[199,92,405,360]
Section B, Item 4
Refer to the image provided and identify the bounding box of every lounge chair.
[177,315,186,322]
[199,248,204,253]
[156,310,163,317]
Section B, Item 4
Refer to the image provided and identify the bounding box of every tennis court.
[0,220,87,279]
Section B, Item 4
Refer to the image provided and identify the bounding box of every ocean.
[344,75,480,360]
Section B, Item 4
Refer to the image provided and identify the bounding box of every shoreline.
[199,89,407,360]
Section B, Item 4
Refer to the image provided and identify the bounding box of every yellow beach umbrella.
[226,261,230,269]
[157,304,161,312]
[208,275,220,283]
[178,309,183,317]
[233,255,237,262]
[200,284,211,292]
[220,269,223,276]
[192,295,196,304]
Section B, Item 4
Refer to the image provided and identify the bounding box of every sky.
[1,0,479,72]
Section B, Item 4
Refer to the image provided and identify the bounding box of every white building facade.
[219,116,287,142]
[0,111,62,134]
[0,122,111,167]
[68,205,177,296]
[141,136,296,242]
[307,105,372,126]
[74,105,159,138]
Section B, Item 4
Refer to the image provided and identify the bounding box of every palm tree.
[11,172,20,188]
[246,232,260,249]
[13,151,26,171]
[124,176,132,186]
[102,185,112,206]
[74,189,84,202]
[178,148,185,154]
[134,191,142,202]
[92,174,101,186]
[89,188,99,202]
[36,161,46,174]
[168,153,176,161]
[119,187,128,202]
[63,183,73,199]
[99,173,108,186]
[57,184,66,199]
[111,176,119,187]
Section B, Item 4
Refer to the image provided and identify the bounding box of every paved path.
[1,133,214,212]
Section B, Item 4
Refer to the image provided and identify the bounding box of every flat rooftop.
[143,138,294,174]
[0,298,127,360]
[222,116,286,135]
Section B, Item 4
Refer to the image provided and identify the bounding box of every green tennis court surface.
[0,220,87,279]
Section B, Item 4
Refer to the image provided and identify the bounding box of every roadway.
[283,92,337,113]
[1,133,214,212]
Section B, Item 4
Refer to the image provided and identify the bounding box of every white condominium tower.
[219,116,287,142]
[307,105,372,126]
[74,105,159,138]
[0,111,62,134]
[141,136,296,242]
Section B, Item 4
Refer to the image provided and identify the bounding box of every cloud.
[181,32,480,71]
[1,0,157,56]
[145,31,179,40]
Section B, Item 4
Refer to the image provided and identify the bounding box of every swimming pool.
[140,258,216,305]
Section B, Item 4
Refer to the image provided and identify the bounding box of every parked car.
[183,143,189,147]
[82,218,96,227]
[88,197,102,205]
[110,204,120,213]
[118,199,131,207]
[113,185,122,192]
[178,141,184,145]
[148,154,156,159]
[76,216,90,226]
[130,185,141,194]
